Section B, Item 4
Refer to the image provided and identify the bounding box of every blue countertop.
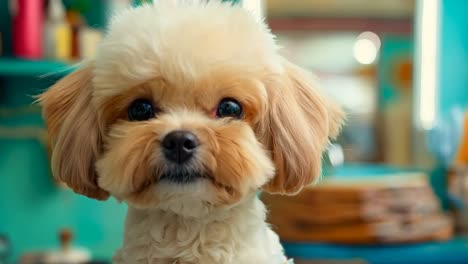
[284,236,468,264]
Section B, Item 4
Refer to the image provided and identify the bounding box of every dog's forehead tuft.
[92,0,280,100]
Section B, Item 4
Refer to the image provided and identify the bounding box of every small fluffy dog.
[39,1,344,263]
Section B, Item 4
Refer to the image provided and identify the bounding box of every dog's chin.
[153,173,220,217]
[156,168,218,203]
[124,166,245,215]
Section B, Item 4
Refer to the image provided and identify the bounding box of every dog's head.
[39,1,344,214]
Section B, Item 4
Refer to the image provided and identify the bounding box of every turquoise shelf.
[283,236,468,264]
[0,58,73,78]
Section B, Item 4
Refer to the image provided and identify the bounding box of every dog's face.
[39,1,344,213]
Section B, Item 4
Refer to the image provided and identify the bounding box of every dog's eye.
[216,98,243,119]
[128,99,156,121]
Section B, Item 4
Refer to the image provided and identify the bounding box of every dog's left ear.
[261,59,345,194]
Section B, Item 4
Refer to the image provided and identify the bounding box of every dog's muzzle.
[160,130,205,184]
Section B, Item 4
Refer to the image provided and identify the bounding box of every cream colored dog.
[39,1,344,263]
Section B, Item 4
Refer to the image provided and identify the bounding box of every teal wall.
[438,0,468,113]
[378,35,413,109]
[0,0,123,261]
[0,76,127,262]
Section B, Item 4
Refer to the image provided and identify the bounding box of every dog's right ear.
[38,65,109,200]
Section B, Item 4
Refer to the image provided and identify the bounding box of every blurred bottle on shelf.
[66,6,103,60]
[426,106,465,166]
[66,9,84,60]
[455,112,468,164]
[449,111,468,234]
[78,27,102,59]
[18,229,91,264]
[43,0,71,61]
[11,0,44,59]
[43,229,91,264]
[427,107,468,234]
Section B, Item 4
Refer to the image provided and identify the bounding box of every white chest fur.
[113,195,288,264]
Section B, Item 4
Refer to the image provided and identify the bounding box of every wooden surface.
[263,173,453,244]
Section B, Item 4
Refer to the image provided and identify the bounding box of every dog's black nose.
[162,130,199,164]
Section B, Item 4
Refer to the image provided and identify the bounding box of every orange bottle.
[456,113,468,164]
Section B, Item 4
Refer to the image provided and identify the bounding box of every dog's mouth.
[158,169,236,198]
[159,170,211,184]
[127,166,239,207]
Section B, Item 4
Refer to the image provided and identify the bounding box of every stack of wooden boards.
[262,172,453,244]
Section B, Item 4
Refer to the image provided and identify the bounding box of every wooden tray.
[262,172,453,244]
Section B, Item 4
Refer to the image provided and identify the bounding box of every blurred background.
[0,0,467,263]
